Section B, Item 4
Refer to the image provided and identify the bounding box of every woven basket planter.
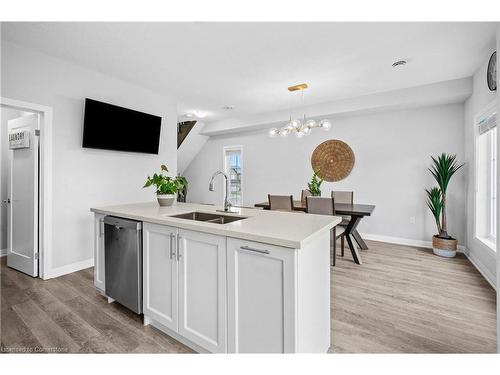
[432,235,457,258]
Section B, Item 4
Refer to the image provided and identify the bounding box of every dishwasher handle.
[103,216,142,231]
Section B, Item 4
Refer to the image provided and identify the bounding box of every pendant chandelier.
[269,83,331,138]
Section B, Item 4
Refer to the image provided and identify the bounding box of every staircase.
[177,120,209,176]
[177,120,197,148]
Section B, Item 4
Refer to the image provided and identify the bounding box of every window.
[224,146,242,206]
[475,104,497,251]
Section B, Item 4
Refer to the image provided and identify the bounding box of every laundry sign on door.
[9,129,31,149]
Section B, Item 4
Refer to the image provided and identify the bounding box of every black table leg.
[345,234,362,265]
[352,229,369,250]
[344,215,363,265]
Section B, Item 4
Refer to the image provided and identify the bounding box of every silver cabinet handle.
[2,199,10,204]
[177,233,182,261]
[240,246,270,255]
[169,232,176,259]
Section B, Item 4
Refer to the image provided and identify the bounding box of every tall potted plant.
[144,165,187,207]
[425,153,464,257]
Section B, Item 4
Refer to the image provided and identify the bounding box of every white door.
[227,238,296,353]
[6,113,39,277]
[177,229,227,353]
[143,222,178,331]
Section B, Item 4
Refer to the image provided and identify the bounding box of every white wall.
[184,103,466,245]
[464,39,498,287]
[1,41,177,274]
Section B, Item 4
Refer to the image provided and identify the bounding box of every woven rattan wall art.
[311,140,355,182]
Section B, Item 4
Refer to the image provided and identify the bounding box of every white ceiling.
[1,22,497,123]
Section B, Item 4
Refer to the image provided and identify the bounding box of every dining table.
[254,200,375,265]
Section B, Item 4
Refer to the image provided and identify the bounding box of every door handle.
[240,245,270,255]
[169,232,176,259]
[176,233,182,261]
[99,219,104,237]
[2,199,10,204]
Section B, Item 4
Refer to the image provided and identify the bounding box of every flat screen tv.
[82,98,162,154]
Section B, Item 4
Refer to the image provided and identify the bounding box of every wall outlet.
[409,216,416,224]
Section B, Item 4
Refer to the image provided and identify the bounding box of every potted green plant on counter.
[425,153,464,257]
[307,169,324,196]
[144,165,188,207]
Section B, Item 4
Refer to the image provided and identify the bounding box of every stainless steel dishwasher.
[104,216,143,314]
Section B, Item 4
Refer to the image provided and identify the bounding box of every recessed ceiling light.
[193,110,207,118]
[183,111,208,119]
[392,60,407,67]
[222,106,234,110]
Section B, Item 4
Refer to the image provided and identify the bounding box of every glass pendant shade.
[279,128,289,137]
[269,127,279,137]
[320,119,332,130]
[305,119,316,128]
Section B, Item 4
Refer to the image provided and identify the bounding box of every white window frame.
[223,145,243,207]
[475,101,498,252]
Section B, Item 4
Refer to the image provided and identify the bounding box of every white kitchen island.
[90,202,340,353]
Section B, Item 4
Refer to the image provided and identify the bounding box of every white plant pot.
[432,248,457,258]
[157,193,176,207]
[432,235,457,258]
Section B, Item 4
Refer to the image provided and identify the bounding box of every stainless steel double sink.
[169,211,247,224]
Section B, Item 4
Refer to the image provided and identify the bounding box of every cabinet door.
[93,213,105,291]
[143,223,178,331]
[177,229,227,353]
[227,238,297,353]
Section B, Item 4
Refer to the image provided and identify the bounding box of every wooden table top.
[254,201,375,216]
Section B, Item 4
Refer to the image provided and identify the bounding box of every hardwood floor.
[1,240,496,353]
[0,258,194,353]
[331,241,497,353]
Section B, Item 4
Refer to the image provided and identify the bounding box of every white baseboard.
[46,258,94,279]
[361,233,433,249]
[0,248,7,257]
[360,232,465,252]
[462,249,497,290]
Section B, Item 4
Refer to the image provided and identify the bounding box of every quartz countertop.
[91,202,341,249]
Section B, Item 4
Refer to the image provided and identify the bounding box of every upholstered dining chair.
[331,191,353,257]
[305,196,345,266]
[268,194,294,211]
[331,190,354,205]
[301,189,313,205]
[331,191,354,223]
